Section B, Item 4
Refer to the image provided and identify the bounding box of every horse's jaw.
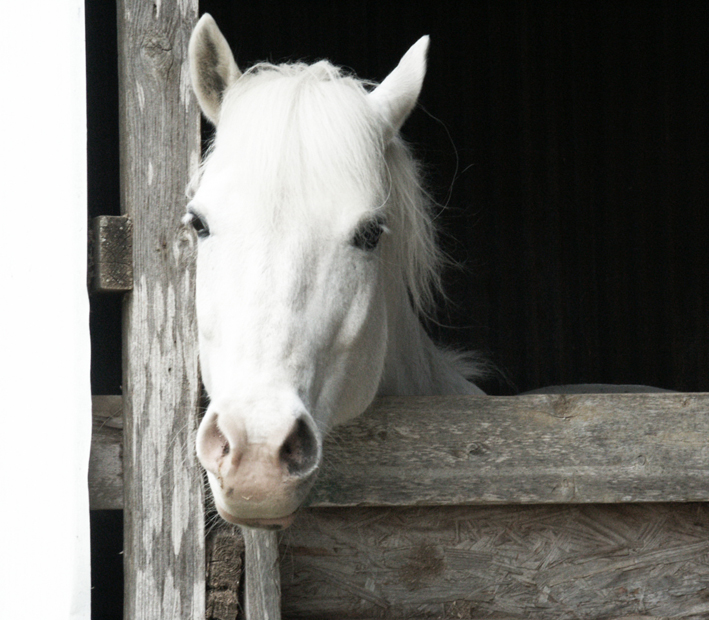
[205,461,317,518]
[215,506,297,531]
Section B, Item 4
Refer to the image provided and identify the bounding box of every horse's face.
[187,14,427,528]
[190,160,390,527]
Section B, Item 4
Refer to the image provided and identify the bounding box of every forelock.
[205,61,387,221]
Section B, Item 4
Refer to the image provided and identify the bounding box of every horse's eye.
[191,216,210,238]
[352,219,384,251]
[184,210,210,239]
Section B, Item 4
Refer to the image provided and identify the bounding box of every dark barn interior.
[86,2,709,618]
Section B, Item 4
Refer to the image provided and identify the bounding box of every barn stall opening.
[87,1,709,619]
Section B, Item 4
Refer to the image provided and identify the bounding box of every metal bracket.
[89,215,133,293]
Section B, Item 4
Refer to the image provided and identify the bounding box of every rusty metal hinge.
[88,215,133,294]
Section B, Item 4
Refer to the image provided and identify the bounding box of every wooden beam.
[115,0,203,618]
[309,392,709,507]
[90,393,709,510]
[244,530,282,620]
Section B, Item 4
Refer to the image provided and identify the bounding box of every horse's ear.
[189,14,242,125]
[369,36,429,141]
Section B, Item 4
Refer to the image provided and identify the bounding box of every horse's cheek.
[341,282,387,388]
[329,260,384,351]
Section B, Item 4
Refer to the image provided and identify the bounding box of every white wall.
[0,0,92,618]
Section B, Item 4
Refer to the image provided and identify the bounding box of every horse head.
[187,14,434,528]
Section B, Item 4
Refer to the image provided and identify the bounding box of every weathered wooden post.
[116,1,204,617]
[244,530,282,620]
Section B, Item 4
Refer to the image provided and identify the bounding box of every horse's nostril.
[279,417,319,476]
[196,411,232,475]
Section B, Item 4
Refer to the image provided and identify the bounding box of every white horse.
[186,14,483,529]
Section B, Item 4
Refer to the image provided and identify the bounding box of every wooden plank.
[203,524,284,620]
[244,530,282,620]
[309,393,709,507]
[115,1,204,618]
[89,393,709,509]
[89,395,123,510]
[281,504,709,619]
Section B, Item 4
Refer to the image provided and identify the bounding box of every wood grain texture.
[281,504,709,619]
[310,393,709,507]
[89,395,123,510]
[244,529,282,620]
[89,393,709,510]
[116,0,204,618]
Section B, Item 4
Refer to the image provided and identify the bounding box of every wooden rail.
[91,393,709,619]
[90,392,709,511]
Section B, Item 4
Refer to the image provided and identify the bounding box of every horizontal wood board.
[202,505,709,620]
[310,393,709,507]
[90,393,709,510]
[280,504,709,619]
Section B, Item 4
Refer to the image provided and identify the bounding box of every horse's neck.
[378,283,484,396]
